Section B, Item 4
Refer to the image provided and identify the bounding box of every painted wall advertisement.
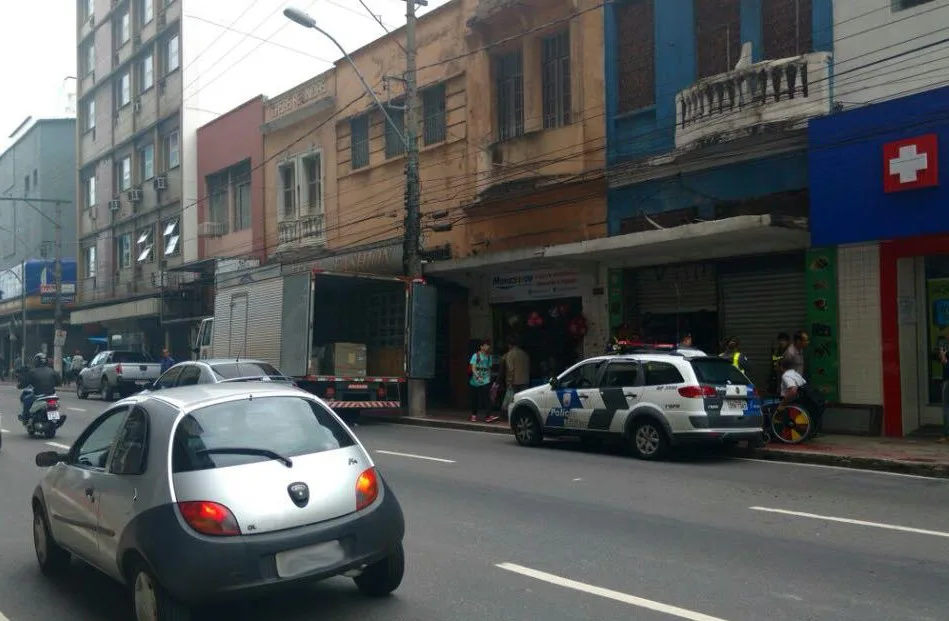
[805,248,840,402]
[489,269,591,304]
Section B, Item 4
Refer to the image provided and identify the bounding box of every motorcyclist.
[18,353,58,422]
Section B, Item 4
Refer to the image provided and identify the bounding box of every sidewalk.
[365,409,949,479]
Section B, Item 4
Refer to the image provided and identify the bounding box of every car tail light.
[325,386,336,399]
[355,467,379,511]
[46,399,59,411]
[177,501,241,536]
[678,385,717,399]
[376,385,387,399]
[115,363,123,375]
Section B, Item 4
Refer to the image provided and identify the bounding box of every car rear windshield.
[112,351,153,363]
[210,362,287,381]
[171,396,355,473]
[690,358,752,386]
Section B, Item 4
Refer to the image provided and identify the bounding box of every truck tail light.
[114,363,123,375]
[177,501,241,536]
[355,467,379,511]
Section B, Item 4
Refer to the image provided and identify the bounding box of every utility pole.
[53,201,64,379]
[403,0,426,418]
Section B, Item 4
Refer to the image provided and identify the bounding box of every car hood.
[515,385,549,400]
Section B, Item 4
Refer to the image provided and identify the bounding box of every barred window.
[542,30,571,129]
[615,0,655,113]
[495,50,524,141]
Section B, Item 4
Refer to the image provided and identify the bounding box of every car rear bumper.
[124,479,405,605]
[673,416,764,444]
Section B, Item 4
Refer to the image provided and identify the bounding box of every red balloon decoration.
[568,315,588,340]
[527,311,544,327]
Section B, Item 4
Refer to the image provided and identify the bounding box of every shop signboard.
[489,269,591,304]
[805,248,840,402]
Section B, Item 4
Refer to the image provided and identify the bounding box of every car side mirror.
[36,451,67,467]
[548,377,558,388]
[149,381,160,390]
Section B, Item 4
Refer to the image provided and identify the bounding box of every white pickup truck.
[76,350,164,401]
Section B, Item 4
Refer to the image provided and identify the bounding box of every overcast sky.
[0,0,450,154]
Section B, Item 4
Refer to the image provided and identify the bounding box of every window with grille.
[495,50,524,141]
[694,0,741,79]
[615,0,655,113]
[422,84,447,145]
[384,104,406,159]
[893,0,935,10]
[85,246,97,278]
[117,233,132,269]
[136,227,154,263]
[235,177,251,231]
[163,219,180,256]
[207,172,229,234]
[542,30,571,129]
[763,0,813,59]
[350,115,370,169]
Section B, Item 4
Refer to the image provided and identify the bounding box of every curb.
[364,414,949,479]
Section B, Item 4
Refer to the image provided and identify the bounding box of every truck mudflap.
[297,376,406,410]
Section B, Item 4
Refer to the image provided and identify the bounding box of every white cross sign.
[889,144,929,184]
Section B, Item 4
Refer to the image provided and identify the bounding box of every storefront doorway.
[492,297,584,383]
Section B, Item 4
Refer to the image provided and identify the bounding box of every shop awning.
[424,214,810,274]
[70,297,160,325]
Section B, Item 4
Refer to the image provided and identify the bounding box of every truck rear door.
[279,272,314,377]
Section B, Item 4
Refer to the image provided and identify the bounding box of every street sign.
[54,330,67,347]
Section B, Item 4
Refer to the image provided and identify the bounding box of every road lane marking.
[46,442,71,450]
[67,407,86,412]
[736,457,949,482]
[0,429,8,433]
[374,449,456,463]
[750,506,949,539]
[496,563,732,621]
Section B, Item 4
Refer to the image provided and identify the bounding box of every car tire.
[630,418,669,461]
[76,379,88,400]
[131,561,192,621]
[33,506,71,575]
[354,542,405,597]
[101,378,112,401]
[511,408,543,447]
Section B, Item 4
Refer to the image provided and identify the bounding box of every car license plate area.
[47,411,61,422]
[725,399,747,413]
[275,540,345,579]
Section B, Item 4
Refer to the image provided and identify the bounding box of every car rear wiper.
[196,447,293,468]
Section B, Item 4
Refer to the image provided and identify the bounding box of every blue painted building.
[809,84,949,437]
[600,0,833,393]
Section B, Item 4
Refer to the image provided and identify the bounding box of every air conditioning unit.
[108,198,121,211]
[158,11,166,27]
[134,98,142,112]
[154,175,167,190]
[128,188,142,203]
[90,208,98,220]
[198,221,224,237]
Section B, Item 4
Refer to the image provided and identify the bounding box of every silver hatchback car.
[31,383,405,620]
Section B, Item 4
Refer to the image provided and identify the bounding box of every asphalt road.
[1,383,948,621]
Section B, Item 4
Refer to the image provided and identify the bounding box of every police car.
[507,346,763,460]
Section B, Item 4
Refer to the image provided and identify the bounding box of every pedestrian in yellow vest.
[720,336,750,377]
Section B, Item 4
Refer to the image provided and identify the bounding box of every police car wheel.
[512,409,542,447]
[630,419,668,460]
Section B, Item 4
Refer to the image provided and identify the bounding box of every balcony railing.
[277,213,326,247]
[675,51,832,149]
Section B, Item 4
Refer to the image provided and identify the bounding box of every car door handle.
[578,394,589,400]
[623,392,638,397]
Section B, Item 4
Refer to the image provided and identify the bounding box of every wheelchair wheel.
[770,405,813,444]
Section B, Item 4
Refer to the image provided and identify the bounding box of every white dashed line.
[46,441,71,450]
[374,449,456,463]
[496,563,732,621]
[0,429,8,433]
[735,457,949,481]
[67,407,87,412]
[750,506,949,539]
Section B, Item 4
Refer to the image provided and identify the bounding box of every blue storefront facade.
[599,0,833,393]
[809,84,949,437]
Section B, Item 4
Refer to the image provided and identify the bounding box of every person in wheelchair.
[775,357,826,438]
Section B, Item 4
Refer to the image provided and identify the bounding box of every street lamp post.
[284,4,426,417]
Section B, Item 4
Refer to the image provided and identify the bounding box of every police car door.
[597,360,643,433]
[543,360,604,431]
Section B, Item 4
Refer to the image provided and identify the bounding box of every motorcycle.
[20,386,66,439]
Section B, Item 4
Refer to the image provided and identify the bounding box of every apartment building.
[71,0,325,356]
[0,119,80,364]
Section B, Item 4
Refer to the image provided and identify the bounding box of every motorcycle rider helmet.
[32,352,48,368]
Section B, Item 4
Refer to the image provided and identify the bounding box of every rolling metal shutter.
[720,267,806,393]
[635,263,717,314]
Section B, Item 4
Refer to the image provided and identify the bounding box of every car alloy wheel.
[134,571,159,621]
[631,420,667,460]
[513,410,541,447]
[33,512,48,566]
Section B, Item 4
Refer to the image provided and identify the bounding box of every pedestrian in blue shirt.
[160,348,176,374]
[469,340,498,423]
